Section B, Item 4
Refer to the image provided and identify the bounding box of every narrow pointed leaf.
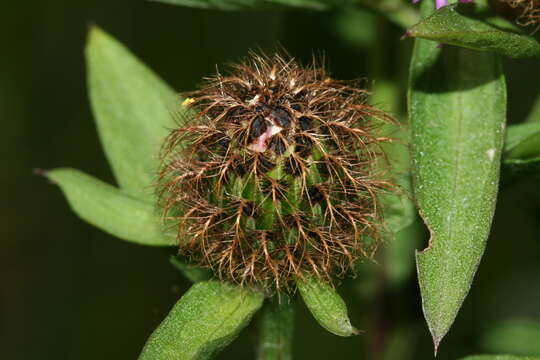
[459,356,540,360]
[409,1,506,351]
[296,275,358,337]
[46,168,174,246]
[86,26,181,201]
[407,3,540,59]
[139,281,264,360]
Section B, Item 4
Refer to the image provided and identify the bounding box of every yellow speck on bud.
[182,97,195,107]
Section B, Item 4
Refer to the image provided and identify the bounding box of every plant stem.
[257,298,295,360]
[358,0,421,28]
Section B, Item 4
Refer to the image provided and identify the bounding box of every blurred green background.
[1,1,539,359]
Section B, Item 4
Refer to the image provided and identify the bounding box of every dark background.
[1,1,539,359]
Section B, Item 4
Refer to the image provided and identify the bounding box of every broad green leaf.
[480,318,540,356]
[257,299,294,360]
[170,256,213,283]
[296,275,358,337]
[86,26,182,201]
[460,356,540,360]
[46,168,175,246]
[139,280,264,360]
[409,0,506,351]
[406,3,540,59]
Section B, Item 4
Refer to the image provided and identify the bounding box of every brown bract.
[158,52,394,292]
[500,0,540,28]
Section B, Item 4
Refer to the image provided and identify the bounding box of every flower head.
[159,53,393,291]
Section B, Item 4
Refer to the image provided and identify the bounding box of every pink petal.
[247,125,283,153]
[435,0,447,8]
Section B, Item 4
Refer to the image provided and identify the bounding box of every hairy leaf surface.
[139,281,264,360]
[409,0,506,351]
[296,275,358,337]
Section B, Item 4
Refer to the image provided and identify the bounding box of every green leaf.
[86,26,182,201]
[504,122,540,160]
[257,299,294,360]
[409,0,506,351]
[459,356,540,360]
[139,280,264,360]
[480,318,540,356]
[295,275,358,337]
[46,168,175,246]
[501,119,540,179]
[406,3,540,59]
[170,256,213,283]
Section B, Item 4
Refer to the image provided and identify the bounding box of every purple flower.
[412,0,473,9]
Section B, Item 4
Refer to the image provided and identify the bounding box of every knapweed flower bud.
[159,53,393,291]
